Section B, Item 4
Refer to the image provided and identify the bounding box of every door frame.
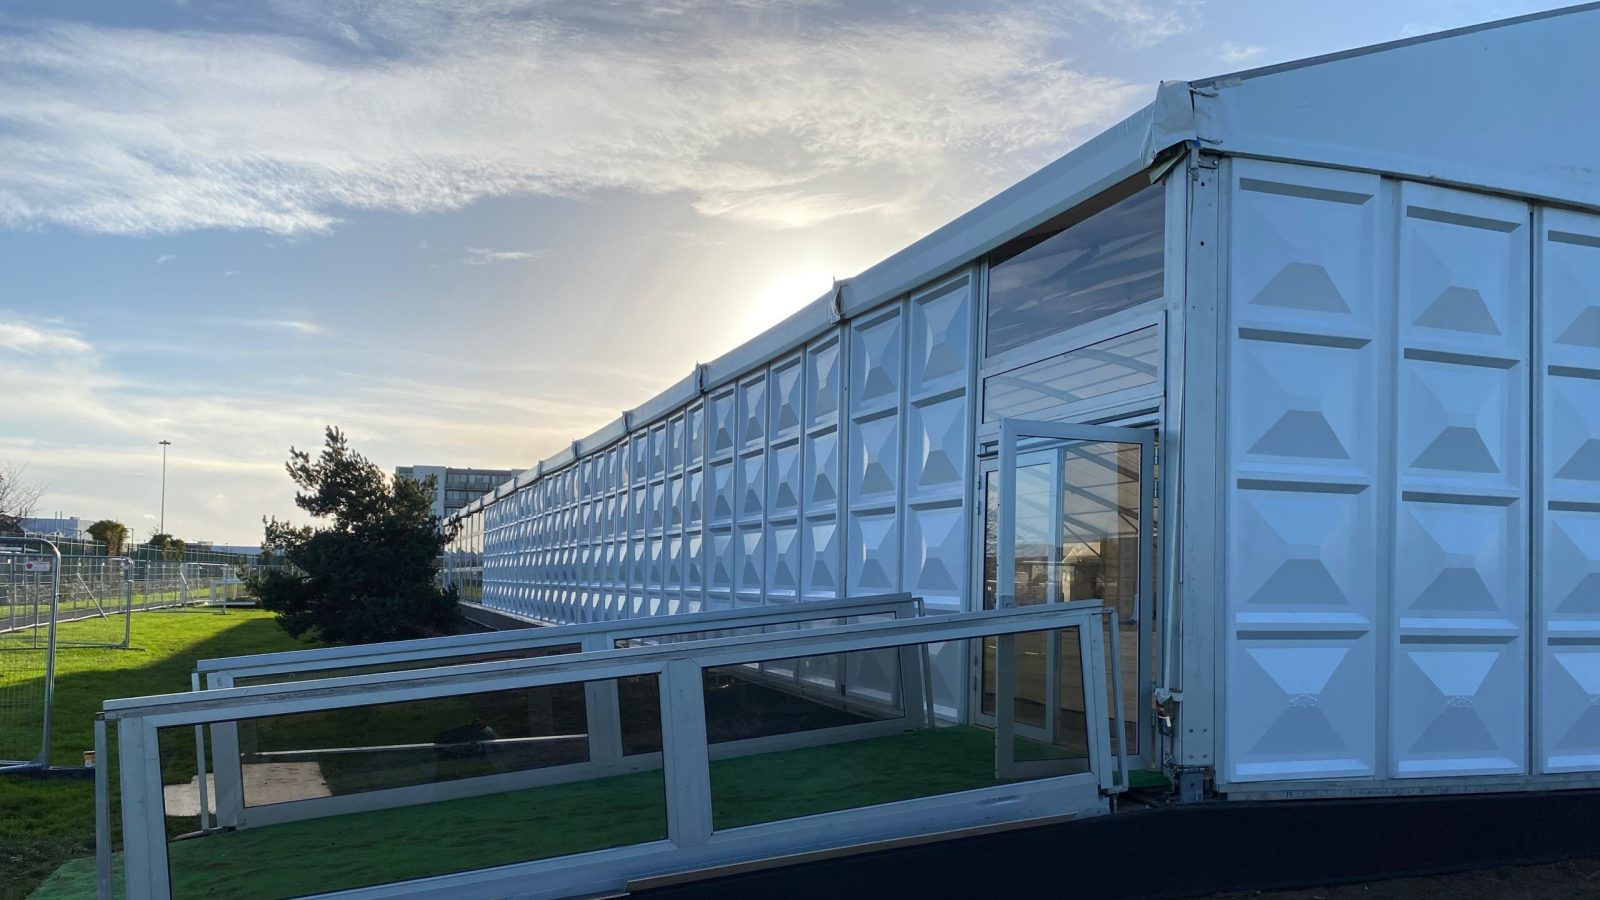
[977,417,1156,771]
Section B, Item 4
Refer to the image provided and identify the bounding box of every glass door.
[987,419,1154,774]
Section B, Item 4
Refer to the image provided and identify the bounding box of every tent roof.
[1192,1,1600,212]
[462,3,1600,516]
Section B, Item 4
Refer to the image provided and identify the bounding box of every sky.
[0,0,1572,545]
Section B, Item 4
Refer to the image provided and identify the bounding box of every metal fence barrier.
[0,538,61,770]
[106,602,1123,900]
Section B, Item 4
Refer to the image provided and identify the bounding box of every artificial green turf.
[0,611,316,900]
[31,726,1043,900]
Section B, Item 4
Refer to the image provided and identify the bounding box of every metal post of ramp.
[95,714,112,900]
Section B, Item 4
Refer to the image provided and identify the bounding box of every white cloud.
[202,316,325,335]
[462,247,542,265]
[1218,42,1267,65]
[1073,0,1196,48]
[0,3,1146,236]
[0,318,94,355]
[156,253,178,263]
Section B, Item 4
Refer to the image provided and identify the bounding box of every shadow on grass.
[1,612,315,900]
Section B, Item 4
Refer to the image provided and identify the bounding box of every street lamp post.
[159,440,172,536]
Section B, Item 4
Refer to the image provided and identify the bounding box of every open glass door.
[989,419,1154,776]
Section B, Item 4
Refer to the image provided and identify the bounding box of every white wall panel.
[705,386,737,609]
[766,354,805,602]
[1539,209,1600,773]
[735,370,769,605]
[902,274,975,614]
[848,305,907,596]
[1392,183,1529,778]
[800,334,846,605]
[1225,160,1381,783]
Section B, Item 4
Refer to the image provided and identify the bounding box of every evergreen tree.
[252,426,459,644]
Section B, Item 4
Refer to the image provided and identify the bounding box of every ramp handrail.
[108,602,1121,900]
[193,593,926,832]
[195,592,920,683]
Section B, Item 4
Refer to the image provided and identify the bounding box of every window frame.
[982,175,1166,361]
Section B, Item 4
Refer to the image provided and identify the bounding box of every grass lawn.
[32,727,1035,900]
[0,610,317,900]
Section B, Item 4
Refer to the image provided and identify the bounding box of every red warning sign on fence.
[22,560,51,572]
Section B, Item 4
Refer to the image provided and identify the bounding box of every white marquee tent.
[444,4,1600,800]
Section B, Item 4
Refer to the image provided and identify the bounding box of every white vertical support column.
[1174,153,1222,793]
[1082,620,1116,794]
[189,672,212,833]
[118,717,171,900]
[897,638,931,730]
[207,673,245,829]
[660,658,713,849]
[992,632,1020,779]
[94,715,112,900]
[580,634,625,769]
[1106,609,1130,792]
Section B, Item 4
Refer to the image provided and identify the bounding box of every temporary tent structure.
[444,4,1600,801]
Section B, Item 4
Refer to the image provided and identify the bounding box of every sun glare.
[745,269,835,340]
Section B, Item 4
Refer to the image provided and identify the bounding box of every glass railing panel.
[157,674,668,899]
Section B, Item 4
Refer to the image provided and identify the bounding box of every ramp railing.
[192,593,925,832]
[106,602,1122,900]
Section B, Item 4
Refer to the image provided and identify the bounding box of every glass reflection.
[986,184,1164,358]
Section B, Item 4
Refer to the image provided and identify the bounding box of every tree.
[0,462,43,536]
[145,533,187,560]
[250,426,459,645]
[87,519,130,556]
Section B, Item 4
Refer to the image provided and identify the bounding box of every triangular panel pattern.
[1556,573,1600,616]
[1250,706,1350,757]
[1250,409,1351,459]
[1556,439,1600,482]
[1250,261,1351,313]
[1413,425,1500,473]
[1411,707,1499,754]
[1247,559,1348,606]
[1556,306,1600,350]
[1411,567,1499,612]
[1415,285,1501,335]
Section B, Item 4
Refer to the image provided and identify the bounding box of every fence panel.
[0,539,61,769]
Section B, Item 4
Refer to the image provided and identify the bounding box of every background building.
[19,516,87,539]
[395,465,517,521]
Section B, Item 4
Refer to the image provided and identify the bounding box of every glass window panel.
[702,632,1090,831]
[986,184,1164,358]
[983,326,1159,422]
